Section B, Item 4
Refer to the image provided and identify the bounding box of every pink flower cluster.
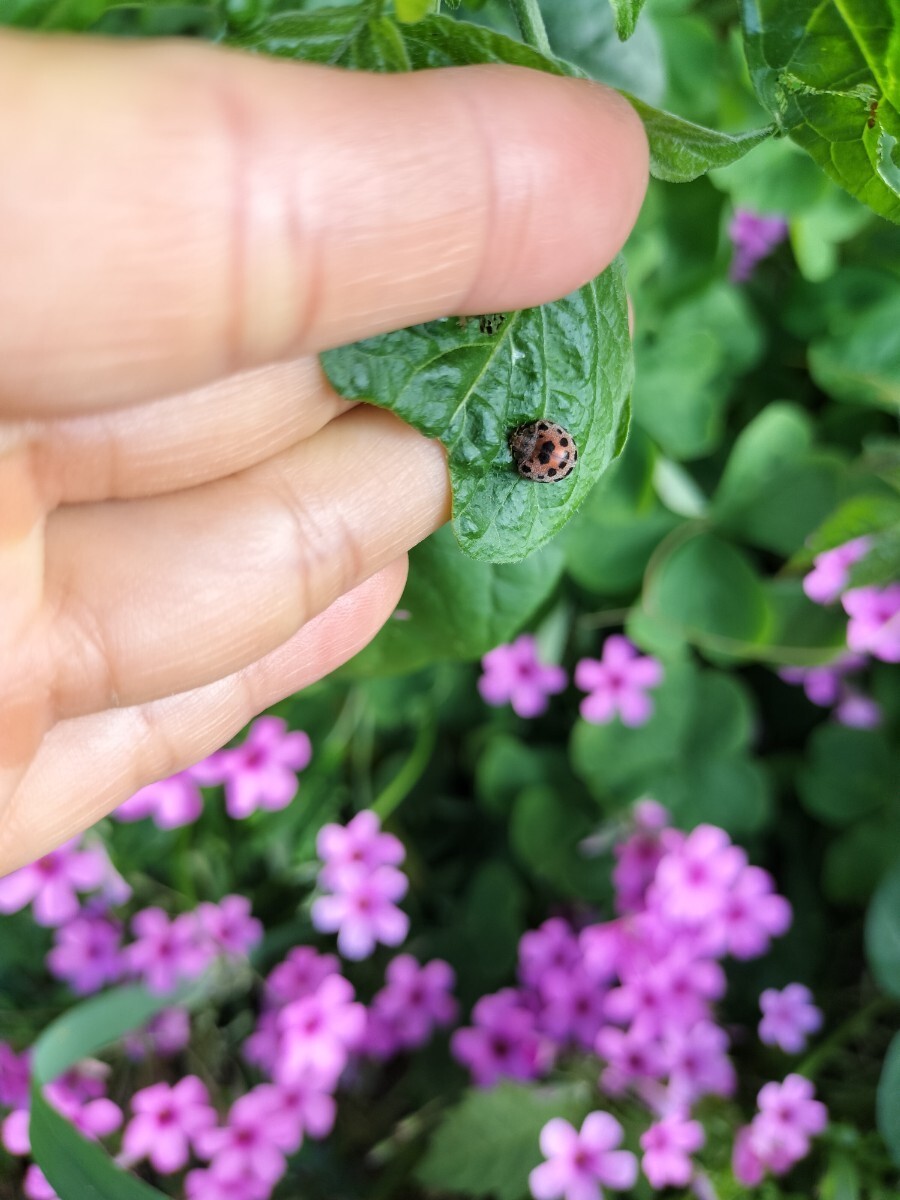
[452,803,827,1193]
[42,893,262,997]
[733,1074,828,1185]
[782,536,894,722]
[0,836,127,927]
[1,1057,123,1200]
[115,716,312,828]
[310,811,409,960]
[479,633,664,728]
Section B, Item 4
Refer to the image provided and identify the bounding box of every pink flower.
[114,770,203,829]
[575,636,663,727]
[595,1024,666,1096]
[759,984,823,1054]
[121,1076,216,1174]
[249,1075,336,1155]
[194,717,312,818]
[717,865,792,960]
[316,811,405,890]
[649,825,746,928]
[276,974,366,1088]
[478,635,567,718]
[665,1020,736,1106]
[778,651,866,706]
[452,990,549,1088]
[735,1074,827,1182]
[518,919,581,990]
[728,208,788,282]
[612,805,670,915]
[640,1113,705,1189]
[0,838,107,926]
[365,956,457,1057]
[125,908,214,994]
[843,584,900,662]
[803,538,871,605]
[185,1160,268,1200]
[311,865,409,961]
[529,1113,638,1200]
[194,1088,288,1190]
[24,1166,57,1200]
[0,1043,30,1109]
[265,947,341,1008]
[537,965,607,1051]
[46,913,125,995]
[835,690,882,728]
[122,1007,191,1060]
[196,895,263,958]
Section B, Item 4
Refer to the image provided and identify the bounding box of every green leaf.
[740,0,900,222]
[807,492,900,554]
[866,860,900,999]
[30,984,209,1199]
[510,786,611,901]
[809,290,900,412]
[877,1032,900,1164]
[849,526,900,587]
[322,270,632,562]
[562,428,682,594]
[394,0,432,22]
[607,0,645,41]
[415,1081,590,1200]
[341,525,565,676]
[1,0,211,29]
[642,531,772,653]
[798,725,897,828]
[823,813,900,905]
[570,662,772,835]
[541,0,665,104]
[632,283,764,461]
[225,3,371,61]
[712,403,847,555]
[623,94,775,183]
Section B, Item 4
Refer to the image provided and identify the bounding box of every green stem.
[796,995,897,1081]
[509,0,551,55]
[371,717,436,823]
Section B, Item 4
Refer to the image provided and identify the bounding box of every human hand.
[0,30,648,873]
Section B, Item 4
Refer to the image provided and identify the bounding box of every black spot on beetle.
[559,437,568,447]
[541,441,554,453]
[547,467,557,477]
[539,452,551,465]
[538,422,549,431]
[521,462,532,472]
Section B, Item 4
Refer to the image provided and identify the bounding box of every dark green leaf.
[1,0,211,29]
[341,526,565,676]
[322,270,632,562]
[823,814,900,905]
[415,1082,590,1200]
[712,403,847,555]
[798,725,897,828]
[607,0,645,41]
[809,290,900,411]
[541,0,665,104]
[866,860,900,999]
[510,786,610,901]
[642,531,772,653]
[741,0,900,222]
[225,4,370,60]
[624,94,775,183]
[632,283,764,461]
[877,1032,900,1164]
[807,492,900,555]
[849,526,900,587]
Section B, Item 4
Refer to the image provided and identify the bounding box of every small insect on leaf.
[509,421,578,483]
[478,313,506,335]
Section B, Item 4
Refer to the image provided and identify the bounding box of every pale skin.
[0,31,649,875]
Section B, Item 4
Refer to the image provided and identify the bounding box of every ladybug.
[508,420,578,482]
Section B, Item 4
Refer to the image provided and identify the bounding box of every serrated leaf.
[741,0,900,222]
[877,1031,900,1164]
[415,1082,590,1200]
[866,860,900,999]
[608,0,645,41]
[624,94,775,182]
[323,271,632,562]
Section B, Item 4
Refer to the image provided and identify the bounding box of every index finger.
[0,33,648,417]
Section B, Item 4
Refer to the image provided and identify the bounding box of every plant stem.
[371,717,436,823]
[796,995,897,1081]
[509,0,551,56]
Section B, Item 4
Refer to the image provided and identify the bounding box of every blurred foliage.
[1,0,899,1197]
